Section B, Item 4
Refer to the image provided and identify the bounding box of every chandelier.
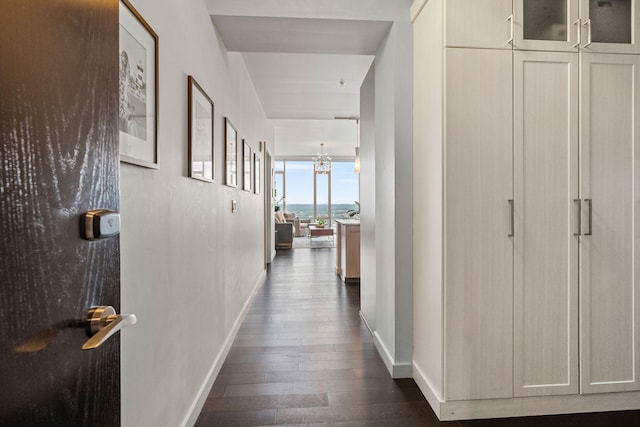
[313,143,332,174]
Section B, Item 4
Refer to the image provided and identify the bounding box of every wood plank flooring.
[196,248,640,427]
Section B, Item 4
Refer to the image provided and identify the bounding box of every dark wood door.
[0,0,121,425]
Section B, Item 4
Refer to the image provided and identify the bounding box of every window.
[274,160,359,224]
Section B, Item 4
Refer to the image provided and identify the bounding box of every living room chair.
[283,212,302,237]
[275,222,293,249]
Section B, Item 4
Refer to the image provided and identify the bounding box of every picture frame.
[118,0,159,169]
[224,118,238,187]
[254,153,261,194]
[243,140,252,192]
[187,76,214,182]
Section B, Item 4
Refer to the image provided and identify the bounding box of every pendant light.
[313,143,331,174]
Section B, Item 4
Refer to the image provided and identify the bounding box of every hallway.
[195,248,640,426]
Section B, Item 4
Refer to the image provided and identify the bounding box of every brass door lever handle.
[82,306,137,350]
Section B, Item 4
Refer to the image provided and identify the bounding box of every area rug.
[293,236,335,249]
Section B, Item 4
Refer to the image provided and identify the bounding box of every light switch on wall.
[231,200,237,213]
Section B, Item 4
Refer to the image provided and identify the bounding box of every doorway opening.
[274,159,359,250]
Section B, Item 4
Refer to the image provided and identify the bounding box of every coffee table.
[308,225,334,246]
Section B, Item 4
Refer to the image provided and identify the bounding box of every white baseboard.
[412,361,444,419]
[391,362,413,378]
[359,310,374,335]
[412,359,640,421]
[181,270,266,427]
[371,330,412,379]
[439,391,640,421]
[359,311,412,379]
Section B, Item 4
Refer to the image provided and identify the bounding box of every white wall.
[369,18,414,378]
[391,18,414,370]
[373,29,397,366]
[119,0,273,426]
[412,0,444,398]
[360,64,376,330]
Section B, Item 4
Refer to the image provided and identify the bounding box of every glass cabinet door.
[581,0,640,53]
[514,0,580,52]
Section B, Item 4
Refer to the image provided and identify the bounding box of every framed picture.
[119,0,158,168]
[254,153,261,194]
[243,140,252,192]
[187,76,214,182]
[224,118,238,187]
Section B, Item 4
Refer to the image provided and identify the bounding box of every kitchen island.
[335,219,360,283]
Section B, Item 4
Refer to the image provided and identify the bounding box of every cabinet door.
[444,48,513,401]
[580,54,640,394]
[513,51,580,397]
[514,0,580,52]
[445,0,513,49]
[345,226,360,279]
[580,0,640,53]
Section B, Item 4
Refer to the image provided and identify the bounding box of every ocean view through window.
[275,160,359,223]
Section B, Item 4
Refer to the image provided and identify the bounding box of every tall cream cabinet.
[412,0,640,420]
[444,48,514,401]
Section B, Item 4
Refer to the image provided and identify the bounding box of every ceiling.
[210,15,390,157]
[241,53,373,121]
[210,16,390,55]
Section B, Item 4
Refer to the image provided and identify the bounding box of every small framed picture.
[254,153,261,194]
[243,140,252,192]
[119,0,159,168]
[224,118,238,187]
[187,76,214,182]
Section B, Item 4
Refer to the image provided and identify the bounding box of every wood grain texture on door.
[0,0,120,425]
[513,50,580,397]
[444,48,514,401]
[444,0,513,49]
[580,53,640,394]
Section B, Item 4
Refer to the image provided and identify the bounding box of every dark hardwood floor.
[196,248,640,427]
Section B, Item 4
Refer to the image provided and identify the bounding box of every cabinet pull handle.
[583,19,592,47]
[572,19,581,48]
[573,199,581,236]
[585,199,593,236]
[508,199,514,237]
[507,15,514,44]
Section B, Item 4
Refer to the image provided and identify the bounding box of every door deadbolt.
[81,210,120,241]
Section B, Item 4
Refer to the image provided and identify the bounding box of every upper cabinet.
[444,0,640,54]
[513,0,580,51]
[514,0,640,53]
[445,0,513,49]
[580,0,640,54]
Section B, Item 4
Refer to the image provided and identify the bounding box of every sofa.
[274,212,294,249]
[281,212,301,237]
[275,221,293,249]
[275,212,308,237]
